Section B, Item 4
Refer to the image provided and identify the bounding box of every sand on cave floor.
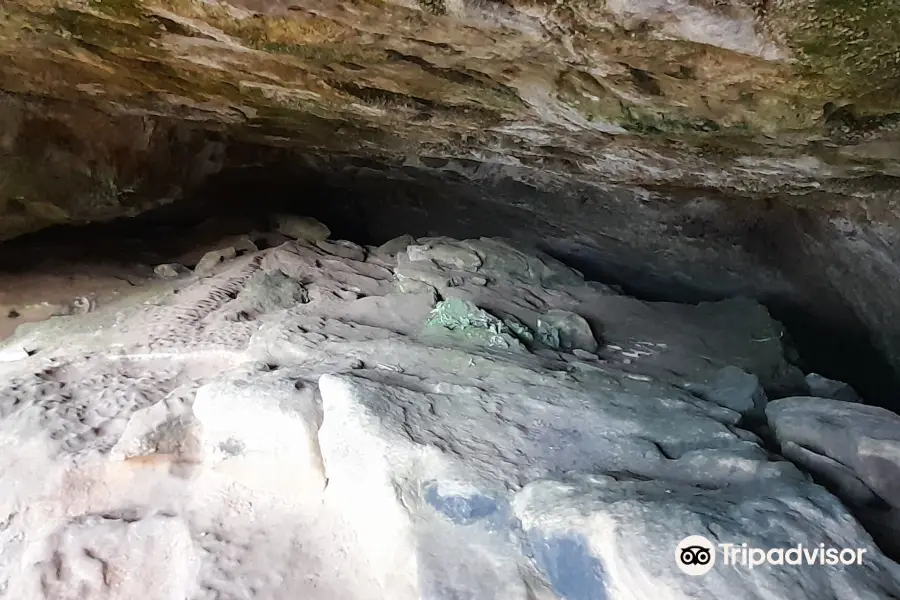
[0,268,157,342]
[0,215,282,343]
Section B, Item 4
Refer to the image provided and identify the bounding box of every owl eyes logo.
[681,546,712,565]
[676,536,716,575]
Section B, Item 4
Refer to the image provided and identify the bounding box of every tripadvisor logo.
[676,535,716,576]
[675,535,868,576]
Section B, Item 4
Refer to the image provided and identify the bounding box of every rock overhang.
[1,0,900,398]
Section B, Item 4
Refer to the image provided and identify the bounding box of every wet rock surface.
[0,229,897,599]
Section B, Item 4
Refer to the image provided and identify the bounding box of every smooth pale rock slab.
[767,397,900,509]
[315,360,785,493]
[193,375,326,495]
[317,373,527,600]
[0,344,30,362]
[805,373,862,404]
[273,214,331,242]
[194,246,237,275]
[513,477,900,600]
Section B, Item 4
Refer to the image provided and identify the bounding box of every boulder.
[316,239,367,262]
[153,263,190,279]
[377,234,417,258]
[767,397,900,509]
[515,477,900,600]
[273,215,331,242]
[685,366,768,420]
[536,309,598,353]
[407,242,483,272]
[193,247,237,275]
[805,373,862,404]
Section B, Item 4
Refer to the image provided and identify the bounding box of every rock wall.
[2,0,900,383]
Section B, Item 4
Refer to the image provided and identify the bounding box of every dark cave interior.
[0,157,897,412]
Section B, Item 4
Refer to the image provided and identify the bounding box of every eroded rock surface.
[768,397,900,510]
[0,233,897,599]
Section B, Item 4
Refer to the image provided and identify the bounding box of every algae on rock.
[425,298,522,350]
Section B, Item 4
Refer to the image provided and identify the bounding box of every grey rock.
[806,372,862,403]
[768,397,900,508]
[235,269,308,314]
[406,242,483,272]
[688,365,768,419]
[514,477,900,600]
[525,532,606,600]
[316,239,367,262]
[109,394,198,462]
[376,234,417,257]
[193,246,236,275]
[396,276,438,294]
[5,232,899,600]
[780,440,878,506]
[154,262,190,279]
[536,309,598,353]
[273,214,331,242]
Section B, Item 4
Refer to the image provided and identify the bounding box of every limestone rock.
[535,309,598,353]
[0,233,897,600]
[108,394,198,463]
[273,215,331,242]
[806,373,862,404]
[154,263,190,279]
[316,239,367,262]
[377,235,417,258]
[193,374,326,495]
[230,234,260,255]
[193,247,237,275]
[0,344,30,362]
[778,440,879,507]
[686,365,768,420]
[407,242,483,272]
[10,512,199,600]
[514,478,900,600]
[234,269,309,316]
[767,397,900,509]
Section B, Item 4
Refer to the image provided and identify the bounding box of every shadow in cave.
[201,162,900,412]
[546,248,900,412]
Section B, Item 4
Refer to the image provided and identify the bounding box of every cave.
[3,0,900,596]
[3,150,898,409]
